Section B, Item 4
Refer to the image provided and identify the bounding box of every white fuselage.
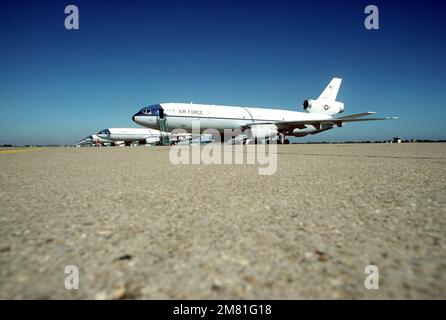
[133,103,334,137]
[99,128,162,142]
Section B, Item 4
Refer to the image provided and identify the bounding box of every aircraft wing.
[241,113,398,131]
[334,112,377,119]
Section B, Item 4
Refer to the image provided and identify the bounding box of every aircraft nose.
[132,111,142,122]
[132,112,143,124]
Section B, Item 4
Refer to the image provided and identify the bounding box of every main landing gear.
[278,133,290,144]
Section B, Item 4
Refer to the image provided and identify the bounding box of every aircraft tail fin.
[318,78,342,101]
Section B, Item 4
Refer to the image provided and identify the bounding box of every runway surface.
[1,144,445,299]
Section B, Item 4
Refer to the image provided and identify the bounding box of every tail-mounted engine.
[303,99,344,115]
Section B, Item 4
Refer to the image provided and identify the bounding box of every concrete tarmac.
[0,144,445,299]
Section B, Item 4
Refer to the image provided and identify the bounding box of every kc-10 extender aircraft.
[132,78,397,144]
[97,127,192,145]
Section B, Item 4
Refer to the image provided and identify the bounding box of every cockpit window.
[98,129,110,135]
[141,108,151,115]
[139,104,163,116]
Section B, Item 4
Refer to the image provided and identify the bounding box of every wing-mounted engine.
[247,124,278,140]
[145,137,160,144]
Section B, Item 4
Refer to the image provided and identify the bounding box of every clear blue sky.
[0,0,445,145]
